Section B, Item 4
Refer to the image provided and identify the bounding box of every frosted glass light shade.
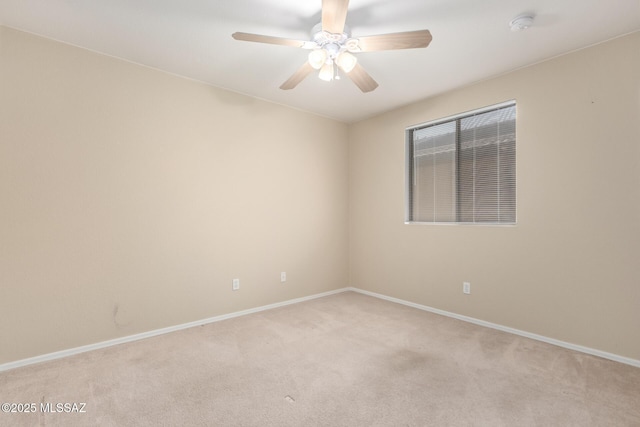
[336,51,357,73]
[308,49,328,69]
[318,62,334,81]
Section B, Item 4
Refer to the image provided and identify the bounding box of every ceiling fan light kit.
[231,0,432,92]
[307,23,358,78]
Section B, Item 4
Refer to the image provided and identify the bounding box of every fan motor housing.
[311,23,352,46]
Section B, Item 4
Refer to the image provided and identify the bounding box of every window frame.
[404,100,517,226]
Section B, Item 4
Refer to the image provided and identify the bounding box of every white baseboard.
[347,287,640,368]
[3,286,638,372]
[0,288,349,373]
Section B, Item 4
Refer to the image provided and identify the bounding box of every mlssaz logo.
[40,402,87,413]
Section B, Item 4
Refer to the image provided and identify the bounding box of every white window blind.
[406,102,516,224]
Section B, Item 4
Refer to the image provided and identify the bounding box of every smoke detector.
[510,14,534,31]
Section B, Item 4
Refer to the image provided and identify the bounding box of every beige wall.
[349,32,640,360]
[0,27,349,364]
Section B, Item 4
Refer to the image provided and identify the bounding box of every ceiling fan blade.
[346,63,378,93]
[355,30,432,52]
[280,62,315,90]
[322,0,350,34]
[232,32,315,49]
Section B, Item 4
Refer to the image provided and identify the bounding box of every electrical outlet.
[463,282,471,294]
[232,278,240,291]
[280,272,286,283]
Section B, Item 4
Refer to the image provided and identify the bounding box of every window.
[405,101,516,224]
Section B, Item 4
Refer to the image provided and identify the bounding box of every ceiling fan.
[232,0,432,93]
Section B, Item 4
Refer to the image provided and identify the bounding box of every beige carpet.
[1,291,639,426]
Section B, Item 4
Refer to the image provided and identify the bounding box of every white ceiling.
[1,0,639,123]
